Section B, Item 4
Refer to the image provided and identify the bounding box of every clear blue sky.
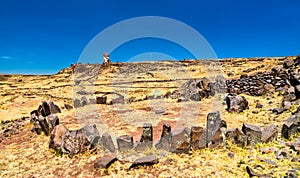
[0,0,299,74]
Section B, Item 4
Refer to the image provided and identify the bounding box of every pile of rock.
[30,101,61,136]
[0,117,30,143]
[226,57,300,100]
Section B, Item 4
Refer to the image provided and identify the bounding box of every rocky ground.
[0,56,299,177]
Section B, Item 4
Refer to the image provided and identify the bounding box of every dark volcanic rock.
[81,96,88,106]
[226,128,247,147]
[73,99,81,108]
[60,124,100,157]
[49,125,68,149]
[255,103,263,109]
[283,59,295,69]
[155,123,172,151]
[96,96,107,104]
[171,127,191,153]
[64,103,73,110]
[101,132,116,152]
[225,94,248,113]
[135,123,153,151]
[94,155,117,169]
[206,111,222,143]
[242,123,262,146]
[190,126,206,150]
[48,114,59,133]
[38,101,51,117]
[282,115,300,139]
[129,155,159,170]
[117,135,134,152]
[38,116,50,136]
[47,100,61,114]
[261,125,278,143]
[272,108,285,114]
[208,121,227,148]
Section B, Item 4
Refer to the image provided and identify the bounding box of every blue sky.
[0,0,299,74]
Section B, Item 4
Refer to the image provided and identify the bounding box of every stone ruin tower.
[103,52,111,64]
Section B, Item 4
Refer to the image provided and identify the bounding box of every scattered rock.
[242,123,262,146]
[260,147,278,154]
[94,155,117,169]
[281,115,300,139]
[261,125,278,143]
[225,94,248,113]
[64,103,73,110]
[117,135,134,152]
[256,103,263,108]
[129,155,159,170]
[272,108,285,114]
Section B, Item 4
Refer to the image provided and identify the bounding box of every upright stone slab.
[190,126,206,150]
[208,120,227,148]
[81,96,88,106]
[242,123,262,146]
[48,114,59,133]
[261,125,278,143]
[206,111,221,145]
[73,99,81,108]
[38,101,51,117]
[96,96,107,104]
[117,135,134,152]
[226,128,247,147]
[47,100,61,114]
[38,116,50,136]
[171,127,191,153]
[101,132,116,152]
[282,115,300,139]
[49,125,68,149]
[135,123,153,151]
[155,123,172,151]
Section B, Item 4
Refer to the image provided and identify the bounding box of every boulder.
[261,125,278,143]
[171,127,191,153]
[225,94,248,113]
[94,155,117,169]
[283,59,295,69]
[60,124,100,157]
[101,132,116,152]
[206,111,222,143]
[129,155,159,170]
[226,128,248,147]
[117,135,134,152]
[242,123,262,146]
[282,115,300,139]
[155,123,172,151]
[49,125,68,149]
